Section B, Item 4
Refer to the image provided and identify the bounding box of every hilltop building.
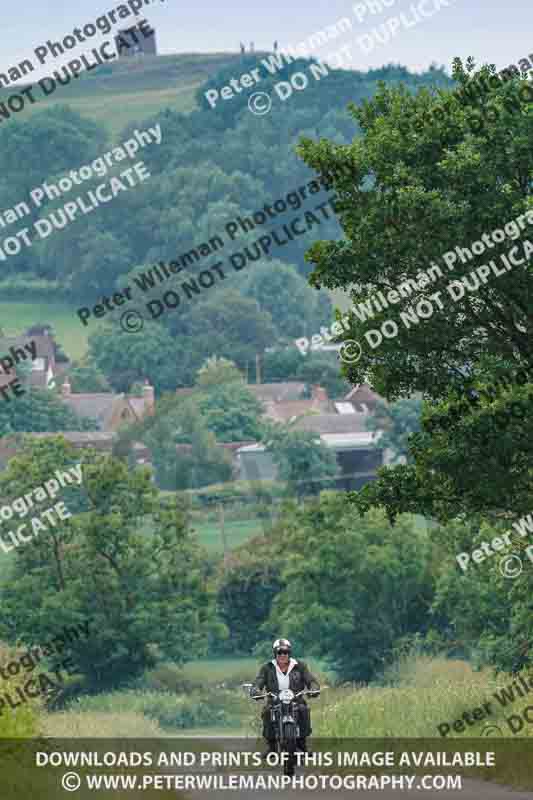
[115,21,157,58]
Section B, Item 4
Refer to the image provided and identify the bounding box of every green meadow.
[0,300,95,361]
[3,53,245,140]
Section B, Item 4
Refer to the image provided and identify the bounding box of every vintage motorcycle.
[244,684,320,776]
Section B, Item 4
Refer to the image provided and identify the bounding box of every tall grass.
[41,709,164,738]
[63,687,247,730]
[0,642,43,738]
[315,653,533,741]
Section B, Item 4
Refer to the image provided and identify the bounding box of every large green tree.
[297,60,533,676]
[122,394,233,490]
[216,544,284,653]
[195,357,244,387]
[242,259,332,339]
[255,495,435,681]
[297,60,533,521]
[187,290,277,370]
[196,382,264,442]
[0,438,218,688]
[296,352,351,399]
[0,387,97,436]
[88,322,179,394]
[66,358,111,393]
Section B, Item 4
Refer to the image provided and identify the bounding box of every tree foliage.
[0,439,218,688]
[196,382,264,442]
[123,394,234,490]
[195,357,244,387]
[242,259,332,339]
[365,397,423,463]
[88,323,178,394]
[296,352,351,399]
[0,62,453,385]
[261,422,339,497]
[0,387,98,437]
[297,60,533,521]
[66,358,111,393]
[221,494,435,680]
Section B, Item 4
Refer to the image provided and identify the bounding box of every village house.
[59,378,155,430]
[0,328,68,390]
[235,383,390,490]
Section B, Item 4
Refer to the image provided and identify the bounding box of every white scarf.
[272,658,297,690]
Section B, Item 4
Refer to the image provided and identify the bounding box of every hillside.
[0,56,452,365]
[2,52,254,139]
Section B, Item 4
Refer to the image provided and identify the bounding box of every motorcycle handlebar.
[249,688,321,700]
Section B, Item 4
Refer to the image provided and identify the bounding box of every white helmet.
[273,638,292,655]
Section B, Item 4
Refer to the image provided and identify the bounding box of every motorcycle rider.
[250,638,320,757]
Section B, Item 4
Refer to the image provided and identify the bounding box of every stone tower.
[115,20,157,58]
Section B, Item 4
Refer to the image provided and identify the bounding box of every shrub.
[134,663,201,693]
[71,688,242,729]
[183,480,287,509]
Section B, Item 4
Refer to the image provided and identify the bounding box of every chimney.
[143,380,155,414]
[61,379,71,397]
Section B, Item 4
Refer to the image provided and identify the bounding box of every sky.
[2,0,532,84]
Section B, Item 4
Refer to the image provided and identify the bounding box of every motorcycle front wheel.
[281,722,298,776]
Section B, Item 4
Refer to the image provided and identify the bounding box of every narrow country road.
[172,736,533,798]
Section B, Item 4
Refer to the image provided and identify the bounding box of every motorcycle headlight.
[279,689,294,703]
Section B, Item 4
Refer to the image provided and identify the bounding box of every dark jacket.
[252,659,320,704]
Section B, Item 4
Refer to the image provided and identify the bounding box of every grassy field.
[314,655,498,738]
[191,518,266,553]
[40,655,334,739]
[23,651,533,788]
[314,655,533,790]
[5,53,247,140]
[0,299,99,361]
